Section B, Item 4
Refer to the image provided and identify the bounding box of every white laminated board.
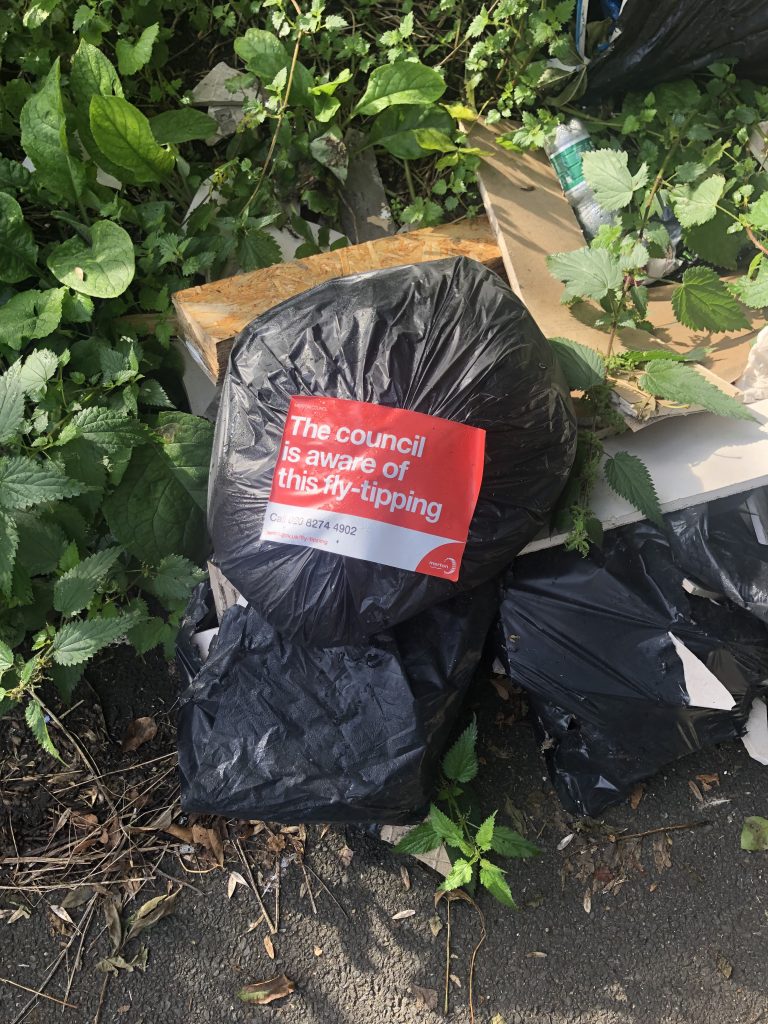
[522,399,768,555]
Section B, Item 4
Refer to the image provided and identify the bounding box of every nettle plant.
[396,720,539,906]
[517,70,768,552]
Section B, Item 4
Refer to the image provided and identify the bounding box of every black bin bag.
[208,256,576,648]
[177,579,499,824]
[499,521,768,817]
[585,0,768,100]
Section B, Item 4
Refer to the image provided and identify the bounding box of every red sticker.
[260,397,486,581]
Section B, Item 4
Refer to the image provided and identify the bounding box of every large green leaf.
[234,29,289,81]
[641,361,755,421]
[0,363,25,445]
[53,547,123,616]
[440,858,474,892]
[0,511,19,596]
[429,804,465,849]
[684,211,744,271]
[603,451,663,526]
[354,61,445,116]
[25,699,60,760]
[368,105,453,159]
[475,812,496,852]
[671,174,725,229]
[89,95,175,184]
[490,826,540,859]
[671,266,750,332]
[0,192,38,284]
[0,288,65,350]
[51,610,144,666]
[394,820,442,855]
[47,221,135,298]
[0,456,83,511]
[116,23,159,77]
[478,859,515,906]
[60,405,149,452]
[18,349,59,399]
[19,59,86,203]
[547,247,623,302]
[149,108,218,145]
[442,718,478,783]
[582,149,648,212]
[309,127,348,182]
[145,554,203,602]
[103,414,213,562]
[747,193,768,232]
[70,42,127,183]
[549,337,606,390]
[15,512,66,575]
[730,265,768,310]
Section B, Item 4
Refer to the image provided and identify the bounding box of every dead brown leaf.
[582,890,592,914]
[629,784,645,811]
[338,844,354,868]
[121,716,157,754]
[411,985,438,1011]
[124,889,180,943]
[400,865,411,890]
[526,951,547,958]
[5,906,30,925]
[688,780,704,804]
[392,909,416,920]
[49,905,76,928]
[652,834,673,872]
[61,885,103,909]
[450,973,462,988]
[428,915,443,937]
[263,935,275,960]
[97,949,148,974]
[238,974,295,1005]
[103,896,123,952]
[313,945,323,956]
[716,952,733,980]
[191,823,224,867]
[227,871,247,899]
[697,773,720,792]
[117,1005,131,1014]
[490,677,510,701]
[163,823,194,844]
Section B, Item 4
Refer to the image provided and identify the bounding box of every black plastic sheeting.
[499,518,768,817]
[208,256,576,648]
[585,0,768,100]
[177,579,499,824]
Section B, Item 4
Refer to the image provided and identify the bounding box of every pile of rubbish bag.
[498,488,768,817]
[177,256,577,823]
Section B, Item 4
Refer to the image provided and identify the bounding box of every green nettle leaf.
[0,457,83,511]
[25,700,61,760]
[747,193,768,232]
[71,40,124,102]
[116,23,159,77]
[23,0,62,28]
[103,414,213,563]
[440,858,474,892]
[0,363,25,445]
[0,288,65,350]
[89,96,175,184]
[369,105,454,159]
[53,547,124,616]
[479,859,515,907]
[138,380,173,408]
[149,108,218,145]
[19,349,59,399]
[19,59,86,203]
[671,174,725,229]
[490,826,540,859]
[309,127,348,182]
[741,816,768,852]
[582,149,648,211]
[684,212,745,271]
[237,230,282,273]
[47,221,135,299]
[0,192,38,284]
[394,820,442,855]
[234,29,289,81]
[475,812,496,852]
[61,405,149,451]
[603,451,664,526]
[51,610,144,666]
[641,361,755,421]
[429,804,465,849]
[549,337,606,390]
[731,265,768,309]
[0,511,19,596]
[547,247,623,302]
[15,512,66,574]
[0,639,12,677]
[354,61,446,117]
[671,266,750,332]
[411,128,458,153]
[146,553,203,602]
[442,719,478,783]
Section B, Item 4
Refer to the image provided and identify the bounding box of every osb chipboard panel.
[172,217,504,381]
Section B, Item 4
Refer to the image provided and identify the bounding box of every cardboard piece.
[379,824,452,878]
[468,119,756,425]
[172,217,504,381]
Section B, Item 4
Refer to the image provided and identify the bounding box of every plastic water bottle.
[543,119,614,240]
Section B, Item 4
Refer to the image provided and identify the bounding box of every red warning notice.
[260,396,486,581]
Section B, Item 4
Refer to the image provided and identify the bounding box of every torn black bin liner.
[208,256,575,648]
[177,578,498,824]
[499,521,768,817]
[666,487,768,625]
[584,0,768,100]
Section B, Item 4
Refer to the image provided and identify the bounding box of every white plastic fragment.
[736,325,768,405]
[669,633,736,711]
[742,696,768,765]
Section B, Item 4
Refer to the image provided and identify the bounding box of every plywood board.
[468,119,753,424]
[172,217,504,381]
[521,398,768,554]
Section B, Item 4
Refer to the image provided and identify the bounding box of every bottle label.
[549,137,593,193]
